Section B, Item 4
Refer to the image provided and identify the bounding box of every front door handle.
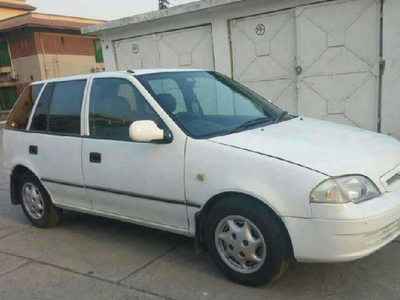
[90,152,101,164]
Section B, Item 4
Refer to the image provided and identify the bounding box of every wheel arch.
[195,191,294,257]
[10,164,44,205]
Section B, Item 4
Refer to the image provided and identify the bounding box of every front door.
[81,76,188,229]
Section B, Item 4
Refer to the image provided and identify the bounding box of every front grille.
[387,173,400,189]
[364,219,400,249]
[381,165,400,192]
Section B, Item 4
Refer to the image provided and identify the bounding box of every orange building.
[0,0,104,119]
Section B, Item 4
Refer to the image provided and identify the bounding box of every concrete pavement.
[1,126,400,300]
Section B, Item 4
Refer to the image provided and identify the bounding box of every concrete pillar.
[211,19,232,77]
[382,0,400,139]
[101,38,118,71]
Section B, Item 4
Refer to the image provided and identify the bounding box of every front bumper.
[284,187,400,263]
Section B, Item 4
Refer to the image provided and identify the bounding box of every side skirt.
[53,202,194,238]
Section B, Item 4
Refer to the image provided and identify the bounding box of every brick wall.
[9,31,36,58]
[8,30,98,59]
[34,32,96,56]
[15,83,25,96]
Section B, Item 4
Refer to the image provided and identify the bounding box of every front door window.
[89,78,162,141]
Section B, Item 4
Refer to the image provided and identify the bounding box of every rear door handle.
[90,152,101,164]
[29,145,38,155]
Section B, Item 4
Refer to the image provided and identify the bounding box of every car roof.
[31,69,208,85]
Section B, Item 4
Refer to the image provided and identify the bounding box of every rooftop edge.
[81,0,247,35]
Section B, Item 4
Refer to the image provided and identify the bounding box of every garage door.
[230,10,298,114]
[296,0,380,130]
[230,0,380,129]
[114,25,215,71]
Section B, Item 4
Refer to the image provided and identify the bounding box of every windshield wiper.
[274,111,289,124]
[228,118,273,134]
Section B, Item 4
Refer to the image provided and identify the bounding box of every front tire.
[206,196,292,286]
[19,172,61,228]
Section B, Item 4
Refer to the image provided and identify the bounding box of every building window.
[0,86,18,111]
[0,42,11,68]
[93,40,104,63]
[61,37,65,45]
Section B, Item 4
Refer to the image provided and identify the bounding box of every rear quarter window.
[5,84,44,130]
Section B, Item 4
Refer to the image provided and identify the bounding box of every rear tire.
[205,196,292,287]
[19,172,61,228]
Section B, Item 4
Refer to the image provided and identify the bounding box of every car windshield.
[137,71,292,139]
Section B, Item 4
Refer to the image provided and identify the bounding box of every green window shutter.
[6,86,17,109]
[0,89,6,111]
[0,87,17,110]
[0,42,11,68]
[93,40,104,63]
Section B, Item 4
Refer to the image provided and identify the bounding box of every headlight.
[310,175,381,204]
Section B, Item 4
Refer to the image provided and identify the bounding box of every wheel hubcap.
[22,183,44,220]
[215,216,267,274]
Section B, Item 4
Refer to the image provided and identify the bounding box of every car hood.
[210,118,400,185]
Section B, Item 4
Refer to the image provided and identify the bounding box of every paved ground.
[0,126,400,300]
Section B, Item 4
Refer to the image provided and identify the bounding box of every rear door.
[26,79,92,209]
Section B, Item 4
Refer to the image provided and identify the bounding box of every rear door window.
[30,84,55,132]
[48,81,86,135]
[5,84,44,130]
[33,84,44,102]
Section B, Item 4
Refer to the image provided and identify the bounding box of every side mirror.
[129,120,173,144]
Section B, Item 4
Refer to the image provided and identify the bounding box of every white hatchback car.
[3,70,400,286]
